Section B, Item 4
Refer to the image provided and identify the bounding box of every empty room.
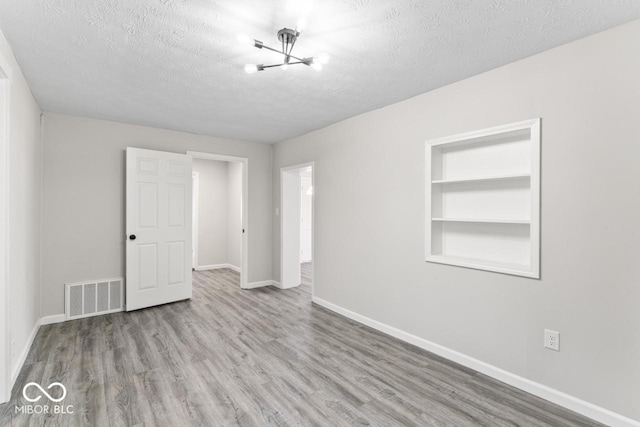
[0,1,639,426]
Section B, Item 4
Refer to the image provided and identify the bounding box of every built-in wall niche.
[425,118,540,278]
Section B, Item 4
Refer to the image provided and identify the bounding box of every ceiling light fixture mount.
[240,25,329,73]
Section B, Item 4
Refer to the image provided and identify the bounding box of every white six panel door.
[126,148,192,311]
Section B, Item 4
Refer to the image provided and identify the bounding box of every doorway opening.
[281,163,314,292]
[188,151,248,289]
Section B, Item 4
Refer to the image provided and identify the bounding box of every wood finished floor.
[0,265,602,427]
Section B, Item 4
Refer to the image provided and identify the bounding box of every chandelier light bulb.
[282,63,289,71]
[295,18,307,33]
[313,53,330,65]
[237,34,253,46]
[244,64,259,74]
[311,62,323,71]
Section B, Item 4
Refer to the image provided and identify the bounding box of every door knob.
[129,234,136,240]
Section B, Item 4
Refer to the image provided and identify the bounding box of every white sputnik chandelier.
[239,24,330,73]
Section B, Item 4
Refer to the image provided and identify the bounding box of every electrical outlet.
[544,329,560,351]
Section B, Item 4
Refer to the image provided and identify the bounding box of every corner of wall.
[0,27,45,400]
[38,112,44,320]
[269,143,275,282]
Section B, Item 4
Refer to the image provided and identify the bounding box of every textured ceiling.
[1,1,639,143]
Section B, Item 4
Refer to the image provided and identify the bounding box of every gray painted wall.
[193,158,228,267]
[42,113,272,316]
[0,29,42,382]
[272,21,640,420]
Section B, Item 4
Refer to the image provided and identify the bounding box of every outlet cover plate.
[544,329,560,351]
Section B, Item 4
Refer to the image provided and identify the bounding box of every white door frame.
[280,162,314,292]
[191,171,199,269]
[187,151,249,289]
[299,176,313,263]
[0,54,12,404]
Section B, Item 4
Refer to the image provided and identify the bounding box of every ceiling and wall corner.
[0,1,638,143]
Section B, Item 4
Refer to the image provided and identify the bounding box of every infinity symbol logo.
[22,382,67,403]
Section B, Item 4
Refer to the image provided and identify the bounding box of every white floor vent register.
[65,277,125,320]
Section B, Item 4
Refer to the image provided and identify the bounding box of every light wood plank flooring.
[0,266,602,426]
[301,262,312,287]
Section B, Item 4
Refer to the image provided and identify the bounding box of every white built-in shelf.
[431,173,530,185]
[425,118,541,278]
[426,255,536,278]
[431,218,530,224]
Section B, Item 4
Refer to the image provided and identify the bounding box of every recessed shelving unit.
[425,118,540,278]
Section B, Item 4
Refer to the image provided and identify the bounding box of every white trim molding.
[40,314,66,326]
[244,280,274,289]
[311,296,640,427]
[270,281,283,289]
[242,280,285,290]
[195,264,240,272]
[274,282,299,290]
[191,171,199,269]
[0,52,11,404]
[9,314,65,396]
[10,320,39,384]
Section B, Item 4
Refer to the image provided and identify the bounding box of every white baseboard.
[194,263,240,272]
[271,281,303,290]
[10,313,66,392]
[244,280,284,289]
[10,318,39,384]
[312,296,640,427]
[269,281,304,290]
[40,314,66,325]
[243,280,273,289]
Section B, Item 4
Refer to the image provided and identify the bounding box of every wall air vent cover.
[65,277,125,320]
